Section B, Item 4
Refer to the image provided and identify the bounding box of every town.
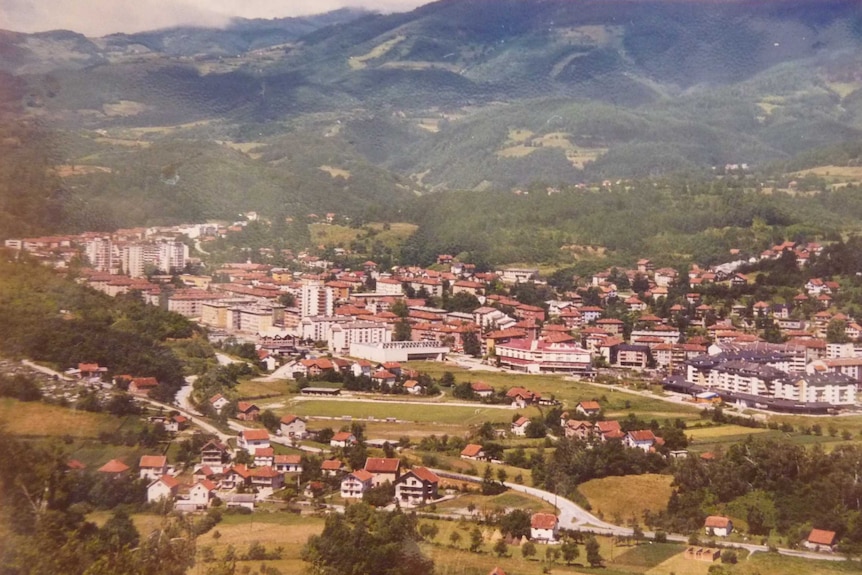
[3,214,862,575]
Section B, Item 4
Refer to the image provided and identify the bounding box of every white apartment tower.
[301,279,334,318]
[85,237,114,272]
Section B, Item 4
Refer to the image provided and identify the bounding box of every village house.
[341,469,375,499]
[279,415,307,439]
[530,513,559,543]
[394,466,440,506]
[250,466,284,490]
[575,401,601,418]
[128,377,159,396]
[460,444,486,461]
[804,529,838,552]
[506,386,540,408]
[139,455,168,481]
[254,447,275,467]
[185,480,217,510]
[321,458,346,477]
[237,429,270,454]
[470,381,495,398]
[147,475,179,504]
[274,454,303,474]
[200,441,230,473]
[364,457,402,487]
[404,380,424,395]
[330,431,357,448]
[704,516,733,537]
[511,416,530,437]
[209,393,230,413]
[624,430,661,452]
[236,401,261,421]
[564,419,593,441]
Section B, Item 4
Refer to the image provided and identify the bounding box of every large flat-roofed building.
[329,321,391,355]
[349,341,450,363]
[495,338,592,374]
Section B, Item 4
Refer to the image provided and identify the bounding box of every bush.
[720,549,738,564]
[654,530,667,543]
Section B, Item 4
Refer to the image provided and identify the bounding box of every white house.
[237,429,270,454]
[624,430,659,452]
[704,516,733,537]
[209,393,230,413]
[530,513,559,543]
[187,480,217,510]
[340,469,374,499]
[139,455,168,481]
[147,475,179,504]
[274,454,303,474]
[511,416,530,437]
[330,431,357,448]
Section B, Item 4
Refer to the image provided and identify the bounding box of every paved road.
[433,469,848,562]
[289,394,516,410]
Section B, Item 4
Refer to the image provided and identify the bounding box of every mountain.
[1,0,862,236]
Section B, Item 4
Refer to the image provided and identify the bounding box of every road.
[433,469,848,562]
[289,394,517,410]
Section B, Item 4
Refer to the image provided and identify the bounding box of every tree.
[544,546,560,567]
[449,530,462,548]
[439,372,456,387]
[561,538,580,565]
[493,537,508,557]
[469,527,484,552]
[278,292,296,308]
[260,409,280,433]
[826,318,850,344]
[302,503,434,575]
[521,540,536,560]
[393,319,412,342]
[586,535,603,567]
[462,330,482,357]
[720,549,738,564]
[499,509,531,539]
[363,482,395,507]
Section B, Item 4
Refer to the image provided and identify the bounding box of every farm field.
[0,398,137,439]
[578,474,674,525]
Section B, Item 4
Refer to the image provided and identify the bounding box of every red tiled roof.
[808,529,837,546]
[155,475,179,488]
[461,444,483,457]
[240,429,269,441]
[237,401,259,413]
[332,431,355,442]
[321,459,344,470]
[364,458,401,474]
[471,381,494,392]
[98,459,129,474]
[350,469,374,481]
[705,516,731,529]
[410,466,440,483]
[280,414,302,424]
[579,401,601,411]
[628,430,657,442]
[275,454,302,465]
[531,513,558,529]
[140,455,167,468]
[255,448,274,457]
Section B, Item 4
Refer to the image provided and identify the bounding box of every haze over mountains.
[1,0,861,235]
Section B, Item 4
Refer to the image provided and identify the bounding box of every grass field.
[286,399,538,426]
[0,398,134,438]
[793,165,862,181]
[405,362,702,422]
[579,474,674,525]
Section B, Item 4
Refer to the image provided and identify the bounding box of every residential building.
[364,457,401,487]
[530,513,559,542]
[704,516,733,537]
[341,469,374,499]
[394,467,440,505]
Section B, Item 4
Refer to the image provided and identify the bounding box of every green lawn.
[406,362,702,422]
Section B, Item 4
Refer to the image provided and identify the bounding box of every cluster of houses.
[702,515,839,552]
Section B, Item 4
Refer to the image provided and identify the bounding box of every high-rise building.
[85,237,114,272]
[301,279,334,318]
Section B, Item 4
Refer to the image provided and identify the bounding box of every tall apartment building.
[300,279,334,318]
[85,237,115,272]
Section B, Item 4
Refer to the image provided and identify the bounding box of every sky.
[0,0,431,37]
